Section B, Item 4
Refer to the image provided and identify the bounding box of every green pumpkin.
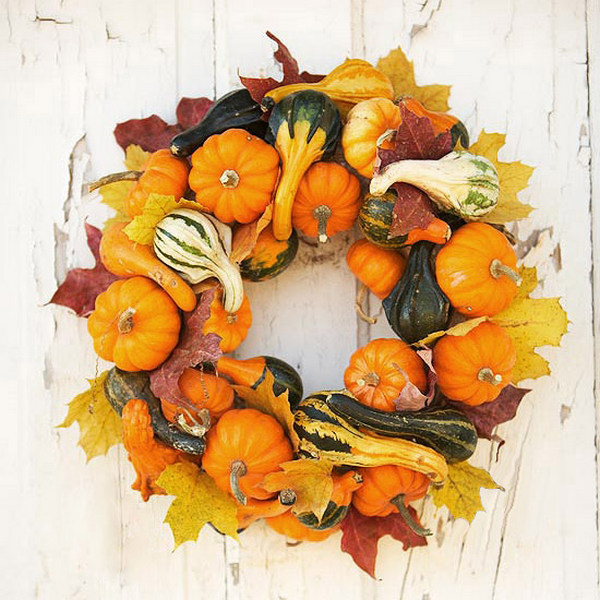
[240,228,299,282]
[296,501,350,530]
[358,192,409,249]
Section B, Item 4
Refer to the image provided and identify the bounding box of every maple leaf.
[232,370,298,450]
[377,47,450,111]
[124,144,150,171]
[240,31,322,103]
[429,461,502,523]
[58,371,122,462]
[416,316,488,346]
[469,130,534,224]
[176,97,214,130]
[340,506,427,577]
[393,348,436,410]
[150,287,222,409]
[492,267,568,383]
[230,204,273,263]
[49,223,120,317]
[261,459,333,520]
[451,385,531,441]
[157,461,239,548]
[390,184,437,238]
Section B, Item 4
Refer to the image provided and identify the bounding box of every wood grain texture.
[1,0,597,597]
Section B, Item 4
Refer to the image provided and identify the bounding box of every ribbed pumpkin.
[344,338,427,411]
[292,162,361,243]
[188,128,280,224]
[160,368,234,426]
[202,288,252,353]
[125,149,190,218]
[202,408,294,504]
[346,239,406,299]
[342,97,401,178]
[87,276,181,372]
[240,226,299,282]
[266,511,337,542]
[433,321,516,406]
[435,222,519,317]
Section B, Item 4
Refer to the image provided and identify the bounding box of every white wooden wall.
[3,0,599,597]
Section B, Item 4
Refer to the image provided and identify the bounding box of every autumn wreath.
[51,32,567,577]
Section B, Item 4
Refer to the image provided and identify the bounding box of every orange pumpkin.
[202,288,252,353]
[189,128,280,224]
[346,239,406,300]
[342,98,401,178]
[266,511,338,542]
[436,222,519,317]
[87,276,181,371]
[237,496,293,530]
[433,321,516,406]
[202,408,294,504]
[125,149,190,218]
[344,338,427,411]
[160,368,234,426]
[292,162,361,242]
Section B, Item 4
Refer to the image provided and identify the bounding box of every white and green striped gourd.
[153,208,244,312]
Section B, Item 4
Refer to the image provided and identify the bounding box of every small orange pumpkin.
[436,222,519,317]
[189,128,280,224]
[346,239,406,299]
[202,408,294,504]
[344,338,427,411]
[160,368,234,426]
[266,511,338,542]
[433,321,516,406]
[342,98,401,178]
[125,149,190,218]
[202,288,252,353]
[87,276,181,371]
[292,162,361,243]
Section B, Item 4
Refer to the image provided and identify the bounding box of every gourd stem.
[355,283,378,324]
[117,308,136,334]
[478,367,503,386]
[390,494,432,537]
[312,205,332,243]
[489,259,520,284]
[230,460,248,505]
[88,170,143,192]
[220,169,240,189]
[278,488,297,506]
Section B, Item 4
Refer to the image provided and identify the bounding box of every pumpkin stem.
[88,170,143,192]
[478,367,503,385]
[230,459,248,505]
[357,372,380,387]
[355,283,378,324]
[278,488,297,506]
[489,259,521,284]
[117,308,136,334]
[312,205,332,243]
[390,494,432,537]
[220,169,240,189]
[226,313,238,324]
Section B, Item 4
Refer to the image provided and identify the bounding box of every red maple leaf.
[176,97,214,130]
[49,223,120,318]
[340,506,427,578]
[149,288,222,410]
[389,184,437,238]
[240,31,323,103]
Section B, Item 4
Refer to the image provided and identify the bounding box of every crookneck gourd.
[383,241,451,344]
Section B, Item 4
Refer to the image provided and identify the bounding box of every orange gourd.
[100,222,197,312]
[266,511,338,542]
[342,98,402,178]
[435,222,519,317]
[237,496,294,530]
[202,408,294,504]
[344,338,427,411]
[352,465,430,535]
[433,321,516,406]
[87,276,181,372]
[399,97,468,145]
[160,368,234,426]
[346,239,406,300]
[189,128,280,224]
[202,288,252,353]
[292,162,361,243]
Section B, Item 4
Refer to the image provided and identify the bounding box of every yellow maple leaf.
[469,130,535,224]
[232,370,299,450]
[491,267,568,383]
[123,194,201,245]
[124,144,150,171]
[157,461,239,548]
[416,316,488,346]
[377,47,450,112]
[429,461,502,523]
[58,371,122,462]
[261,459,333,520]
[99,180,133,217]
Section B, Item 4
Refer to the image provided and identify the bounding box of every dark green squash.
[296,501,349,530]
[383,241,450,343]
[170,89,267,157]
[104,367,206,455]
[325,393,477,463]
[358,192,409,249]
[240,228,299,282]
